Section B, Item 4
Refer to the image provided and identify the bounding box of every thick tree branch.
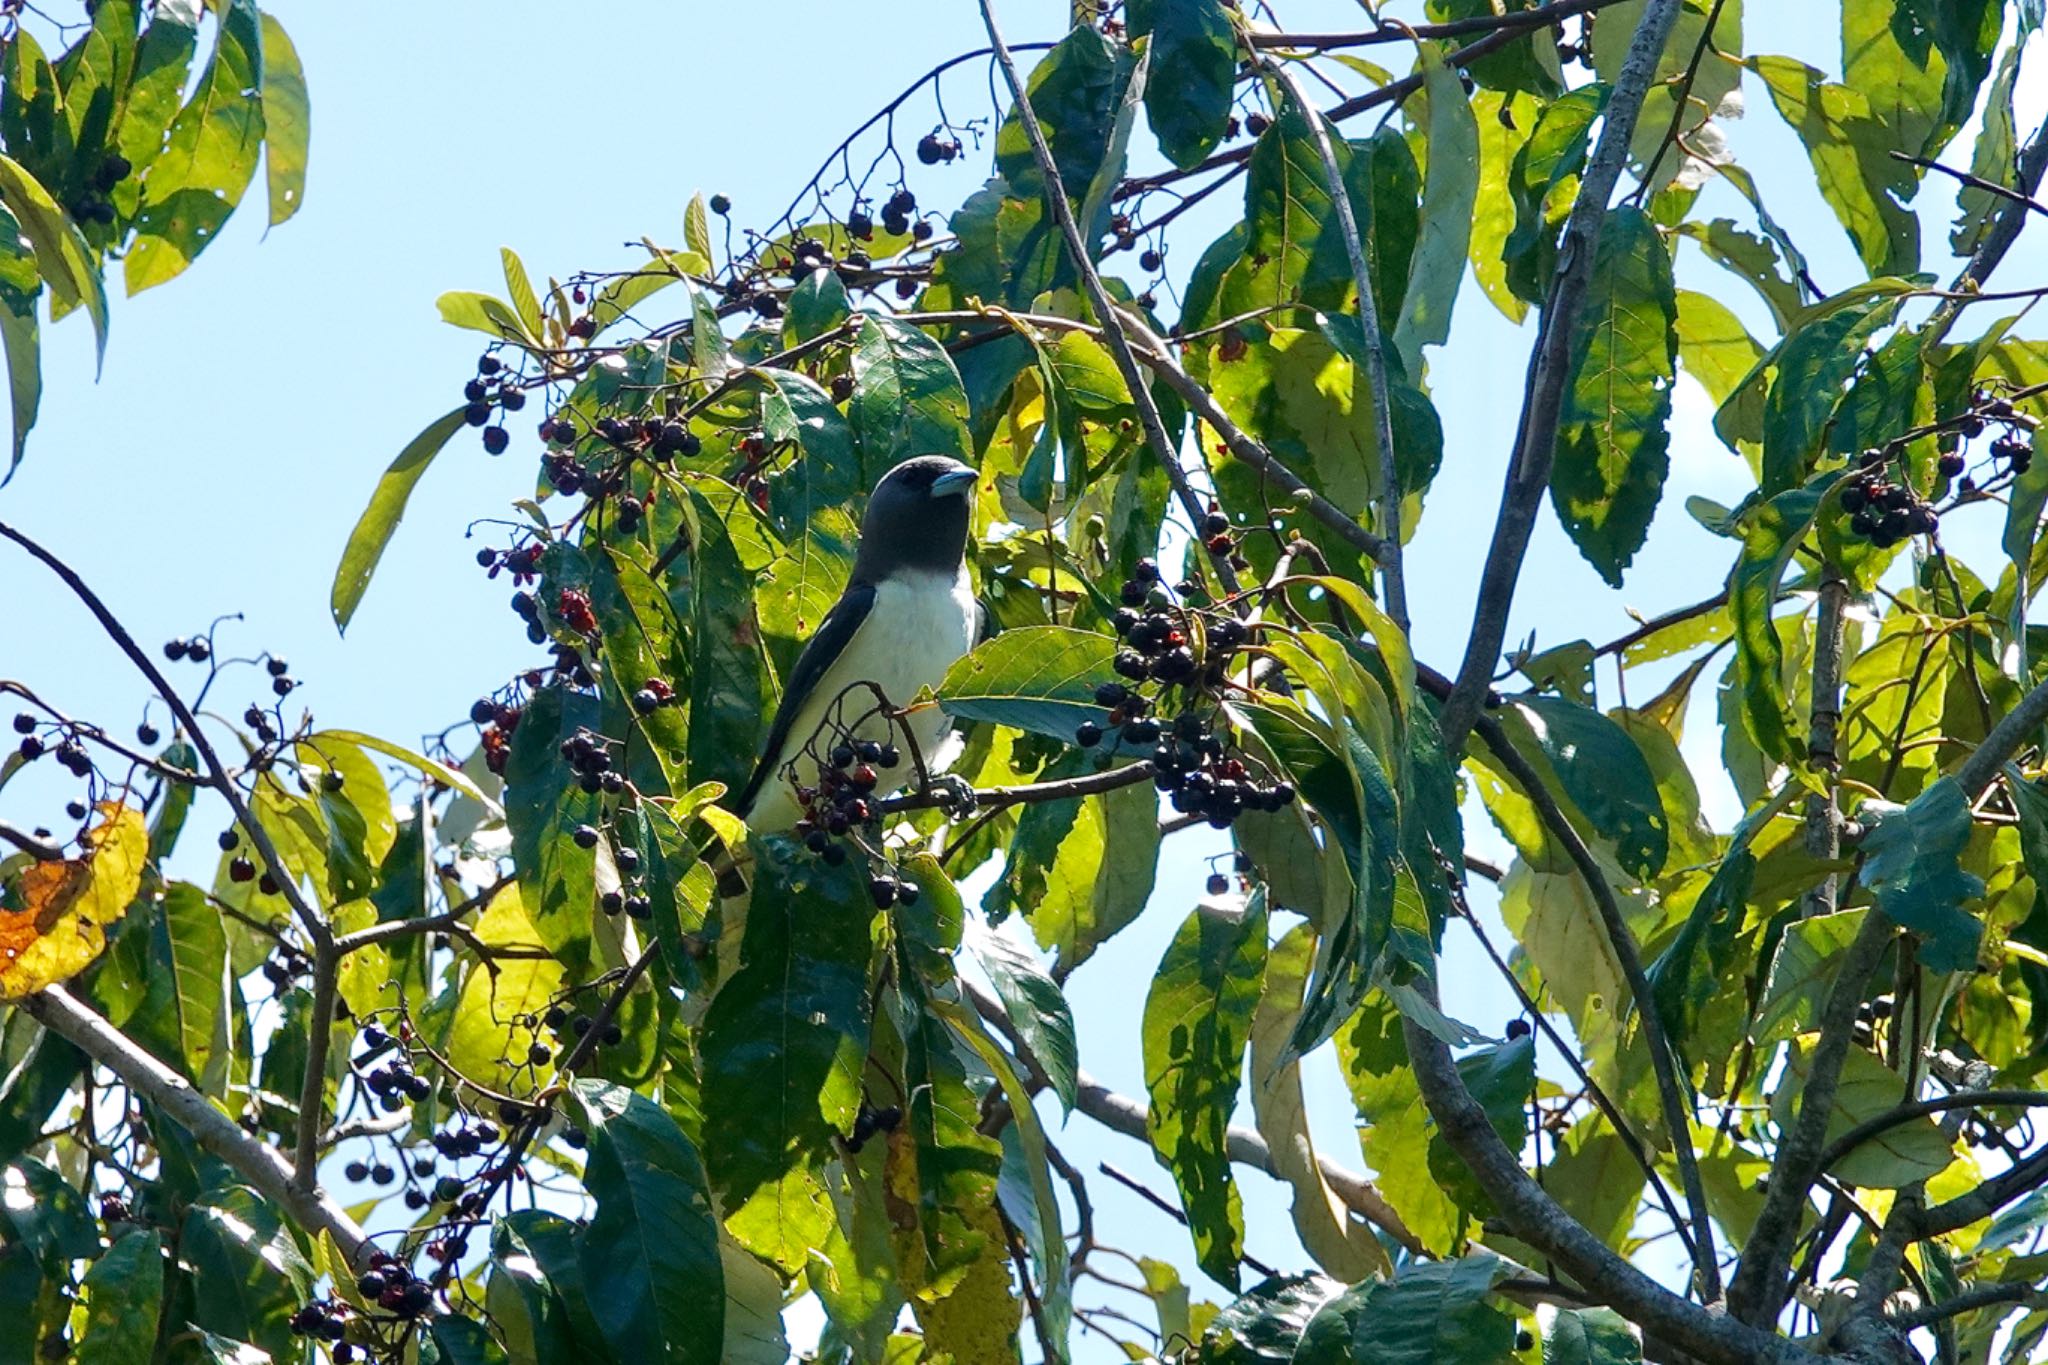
[961,976,1422,1256]
[1887,1280,2048,1332]
[1259,58,1407,630]
[1726,911,1894,1325]
[0,520,333,955]
[0,820,63,861]
[1473,712,1721,1299]
[23,985,370,1266]
[1435,0,1683,754]
[1398,987,1827,1365]
[1817,1090,2048,1173]
[980,0,1241,597]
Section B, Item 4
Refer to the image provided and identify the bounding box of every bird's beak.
[930,467,977,498]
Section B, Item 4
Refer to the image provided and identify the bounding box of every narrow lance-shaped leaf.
[570,1080,725,1365]
[1127,0,1236,170]
[126,0,266,293]
[1392,42,1479,373]
[330,408,468,630]
[966,917,1079,1114]
[1142,897,1268,1290]
[1727,478,1827,765]
[257,16,307,226]
[1549,206,1677,587]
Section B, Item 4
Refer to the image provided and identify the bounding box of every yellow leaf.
[0,803,146,999]
[446,883,561,1096]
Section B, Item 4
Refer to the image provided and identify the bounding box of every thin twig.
[1893,149,2048,219]
[979,0,1242,597]
[1259,58,1406,629]
[1245,0,1617,49]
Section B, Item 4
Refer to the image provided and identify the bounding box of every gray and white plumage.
[735,454,980,832]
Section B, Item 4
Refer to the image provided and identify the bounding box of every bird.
[732,454,981,833]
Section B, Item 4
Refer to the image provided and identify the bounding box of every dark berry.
[572,824,600,849]
[1206,873,1229,896]
[869,877,899,909]
[344,1160,368,1182]
[163,639,188,661]
[709,193,731,215]
[229,856,255,883]
[9,713,31,734]
[1075,720,1102,747]
[632,687,661,714]
[482,426,510,455]
[1139,249,1162,272]
[1505,1018,1532,1040]
[464,401,492,427]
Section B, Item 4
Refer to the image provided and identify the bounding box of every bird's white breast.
[745,566,977,831]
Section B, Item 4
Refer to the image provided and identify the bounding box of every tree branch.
[1245,0,1616,50]
[0,520,333,955]
[961,976,1422,1256]
[1259,58,1407,630]
[1435,0,1683,754]
[0,820,63,861]
[1887,1280,2048,1332]
[23,985,370,1266]
[980,0,1241,597]
[1472,711,1721,1299]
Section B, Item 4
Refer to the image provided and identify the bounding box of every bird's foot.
[927,774,979,819]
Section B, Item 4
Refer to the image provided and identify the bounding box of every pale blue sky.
[1,2,2043,1358]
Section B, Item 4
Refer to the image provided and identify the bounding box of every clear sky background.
[1,2,2044,1360]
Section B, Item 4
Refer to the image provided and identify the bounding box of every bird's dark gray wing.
[733,583,878,816]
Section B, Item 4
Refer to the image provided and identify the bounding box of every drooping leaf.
[256,16,307,226]
[1393,42,1479,373]
[125,0,265,293]
[329,408,469,631]
[1127,0,1236,169]
[1507,694,1670,878]
[1549,206,1677,586]
[1860,778,1985,974]
[0,802,147,999]
[1727,478,1827,765]
[76,1229,164,1365]
[570,1080,725,1365]
[966,917,1078,1114]
[500,685,600,972]
[179,1185,313,1359]
[1142,897,1267,1289]
[849,313,972,480]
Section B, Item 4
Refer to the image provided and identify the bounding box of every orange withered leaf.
[0,802,147,1000]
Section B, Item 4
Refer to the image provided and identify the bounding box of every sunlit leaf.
[0,802,146,999]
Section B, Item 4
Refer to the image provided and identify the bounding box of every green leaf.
[446,884,563,1096]
[77,1229,163,1365]
[849,313,971,481]
[700,839,875,1212]
[896,975,1006,1285]
[1294,1255,1513,1364]
[1142,897,1267,1289]
[1757,288,1907,493]
[1508,694,1670,878]
[0,1158,96,1272]
[1549,206,1677,585]
[125,0,265,293]
[1393,43,1479,373]
[1727,479,1827,764]
[501,685,600,972]
[684,487,770,797]
[1200,1274,1339,1364]
[569,1080,725,1365]
[1468,90,1536,323]
[1952,44,2019,255]
[115,0,201,198]
[192,1333,272,1365]
[1753,908,1867,1047]
[256,16,307,226]
[784,266,850,347]
[1428,0,1564,97]
[1861,778,1985,974]
[1673,287,1765,409]
[995,26,1137,209]
[424,1317,506,1365]
[0,155,105,370]
[763,370,860,532]
[501,247,542,338]
[1127,0,1236,169]
[1748,55,1917,277]
[436,289,533,343]
[0,264,40,482]
[1503,83,1605,305]
[329,407,468,630]
[317,728,497,809]
[1019,772,1160,974]
[939,626,1117,742]
[179,1185,312,1358]
[1544,1307,1644,1363]
[966,917,1078,1114]
[1773,1037,1952,1188]
[155,882,227,1084]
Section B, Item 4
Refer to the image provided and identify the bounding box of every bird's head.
[852,455,977,581]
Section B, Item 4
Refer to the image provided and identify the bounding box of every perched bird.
[734,454,981,832]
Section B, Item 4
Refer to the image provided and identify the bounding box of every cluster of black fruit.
[793,736,905,866]
[67,153,130,226]
[241,703,280,744]
[1993,431,2034,476]
[287,1299,358,1352]
[879,186,919,238]
[544,1001,625,1054]
[1078,561,1295,829]
[559,728,627,795]
[598,840,654,921]
[10,715,91,775]
[1203,851,1254,897]
[476,541,543,582]
[259,944,313,993]
[916,131,961,165]
[356,1250,438,1318]
[222,828,284,895]
[356,1025,431,1112]
[470,695,523,775]
[1839,458,1935,549]
[161,635,212,664]
[843,1100,904,1154]
[463,352,527,455]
